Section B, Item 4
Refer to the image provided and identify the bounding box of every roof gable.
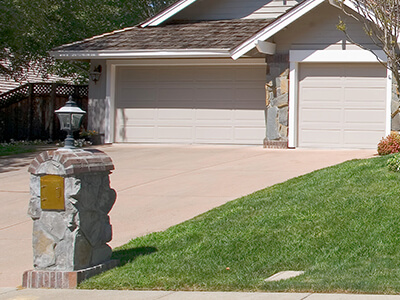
[142,0,303,27]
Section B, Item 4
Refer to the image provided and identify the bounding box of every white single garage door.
[115,65,266,144]
[298,63,387,149]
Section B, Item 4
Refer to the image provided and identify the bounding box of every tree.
[334,0,400,89]
[0,0,175,83]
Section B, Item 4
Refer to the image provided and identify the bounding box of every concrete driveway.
[0,144,376,287]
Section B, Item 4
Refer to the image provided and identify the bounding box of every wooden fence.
[0,83,88,142]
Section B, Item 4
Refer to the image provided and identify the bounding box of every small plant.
[79,129,98,138]
[377,132,400,155]
[387,154,400,172]
[56,138,92,148]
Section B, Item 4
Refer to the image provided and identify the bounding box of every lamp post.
[55,96,86,149]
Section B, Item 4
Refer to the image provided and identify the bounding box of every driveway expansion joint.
[300,294,314,300]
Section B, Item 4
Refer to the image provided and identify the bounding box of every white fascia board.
[141,0,197,27]
[231,0,325,60]
[328,0,358,11]
[50,49,231,60]
[107,58,266,67]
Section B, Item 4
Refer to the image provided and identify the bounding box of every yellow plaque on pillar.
[40,175,65,210]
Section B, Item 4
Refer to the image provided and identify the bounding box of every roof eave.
[50,49,232,60]
[230,0,326,60]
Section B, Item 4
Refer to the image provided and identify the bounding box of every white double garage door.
[115,65,267,144]
[114,63,387,148]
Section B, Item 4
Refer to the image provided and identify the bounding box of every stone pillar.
[264,54,289,149]
[23,148,118,288]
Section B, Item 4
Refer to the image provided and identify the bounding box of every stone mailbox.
[23,148,118,288]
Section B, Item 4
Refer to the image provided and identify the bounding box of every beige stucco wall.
[272,2,381,53]
[88,60,108,142]
[171,0,301,21]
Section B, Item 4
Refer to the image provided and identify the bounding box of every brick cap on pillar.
[28,148,115,176]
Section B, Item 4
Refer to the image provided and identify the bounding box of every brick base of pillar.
[263,139,289,149]
[22,260,119,289]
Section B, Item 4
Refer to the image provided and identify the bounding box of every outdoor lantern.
[55,96,86,149]
[89,65,102,84]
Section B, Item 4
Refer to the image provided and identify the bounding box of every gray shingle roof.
[53,19,273,52]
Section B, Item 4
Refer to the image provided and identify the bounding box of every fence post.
[49,83,56,140]
[27,83,34,140]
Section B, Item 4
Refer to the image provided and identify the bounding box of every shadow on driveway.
[0,152,38,173]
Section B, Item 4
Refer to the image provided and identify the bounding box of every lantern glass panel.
[57,113,72,130]
[71,114,84,130]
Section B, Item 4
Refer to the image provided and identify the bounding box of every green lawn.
[0,141,38,156]
[80,155,400,294]
[0,140,56,156]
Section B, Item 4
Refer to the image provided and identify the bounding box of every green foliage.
[0,0,175,82]
[336,20,346,32]
[377,132,400,155]
[79,156,400,294]
[387,154,400,171]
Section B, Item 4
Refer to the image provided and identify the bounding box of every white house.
[51,0,393,149]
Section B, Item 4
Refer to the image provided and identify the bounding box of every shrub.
[387,154,400,172]
[377,132,400,155]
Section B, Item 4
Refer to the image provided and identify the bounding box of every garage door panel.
[118,88,157,107]
[157,109,194,121]
[300,87,342,104]
[234,127,266,142]
[195,88,235,102]
[345,65,386,77]
[234,110,266,125]
[195,101,234,109]
[343,130,386,147]
[234,100,265,110]
[344,109,386,128]
[299,63,387,148]
[118,68,156,82]
[345,78,384,86]
[158,88,194,102]
[119,109,156,123]
[124,126,156,141]
[195,127,233,142]
[235,88,266,104]
[299,64,343,78]
[157,126,193,141]
[301,129,341,145]
[301,108,341,124]
[234,68,266,81]
[344,87,386,104]
[115,65,266,144]
[195,109,232,121]
[195,68,236,81]
[158,68,194,82]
